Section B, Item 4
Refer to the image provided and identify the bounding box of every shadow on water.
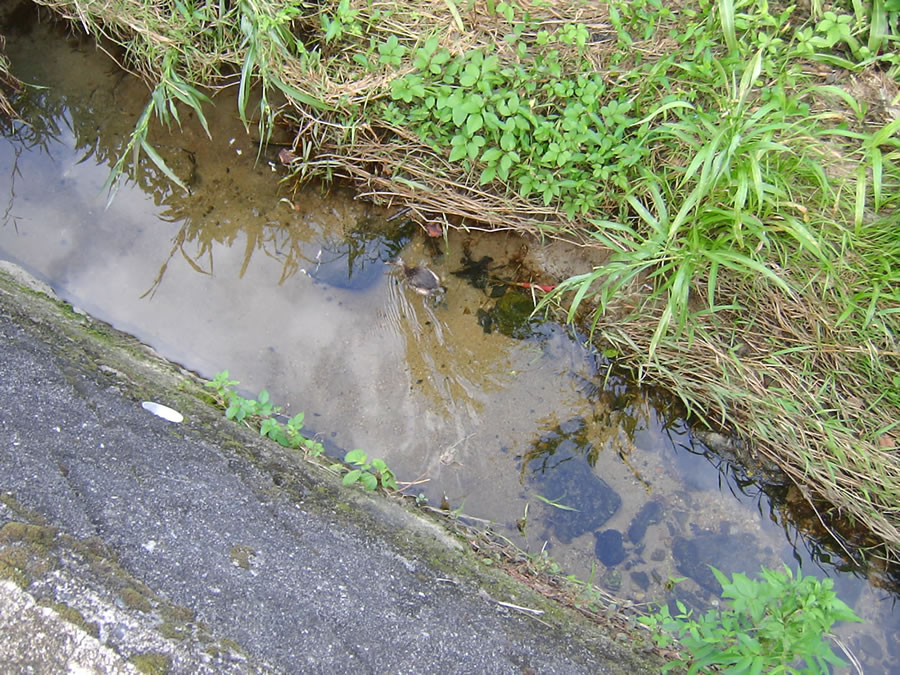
[1,6,897,672]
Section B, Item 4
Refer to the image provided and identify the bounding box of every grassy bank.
[15,0,900,565]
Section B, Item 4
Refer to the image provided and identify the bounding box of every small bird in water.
[385,257,443,297]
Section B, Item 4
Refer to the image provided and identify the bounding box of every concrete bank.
[0,262,662,674]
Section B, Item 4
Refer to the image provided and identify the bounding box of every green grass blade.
[535,494,579,511]
[631,101,695,127]
[871,146,883,211]
[705,250,791,294]
[867,118,900,149]
[271,77,333,111]
[868,0,887,53]
[718,0,738,53]
[238,44,256,128]
[566,272,598,322]
[139,138,187,192]
[648,303,674,360]
[736,49,763,109]
[855,165,866,232]
[443,0,465,32]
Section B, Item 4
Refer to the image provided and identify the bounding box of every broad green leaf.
[481,147,503,163]
[342,469,362,485]
[344,448,368,464]
[449,144,468,161]
[466,112,484,135]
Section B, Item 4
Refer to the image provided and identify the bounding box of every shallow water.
[2,9,897,672]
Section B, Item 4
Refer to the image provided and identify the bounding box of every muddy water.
[2,10,897,673]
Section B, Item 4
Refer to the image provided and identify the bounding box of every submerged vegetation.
[12,0,900,565]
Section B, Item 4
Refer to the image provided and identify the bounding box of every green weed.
[640,566,862,673]
[205,372,398,491]
[381,26,648,220]
[331,449,398,492]
[205,370,324,457]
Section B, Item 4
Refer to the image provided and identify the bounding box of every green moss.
[0,522,26,542]
[0,554,29,588]
[130,652,171,674]
[157,603,201,641]
[121,587,153,613]
[0,532,56,586]
[46,601,100,638]
[160,604,196,624]
[218,638,246,656]
[158,621,189,641]
[0,521,57,546]
[0,494,46,524]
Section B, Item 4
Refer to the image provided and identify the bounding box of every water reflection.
[1,10,898,673]
[143,207,417,299]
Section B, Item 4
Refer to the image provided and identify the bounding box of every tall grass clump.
[540,0,900,563]
[25,0,900,565]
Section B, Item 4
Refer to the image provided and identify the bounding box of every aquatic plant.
[0,37,21,121]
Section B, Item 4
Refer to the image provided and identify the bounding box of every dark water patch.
[521,417,621,544]
[627,500,663,545]
[630,570,650,591]
[301,216,416,290]
[452,253,496,289]
[680,420,900,593]
[454,247,549,338]
[594,529,626,567]
[672,529,764,597]
[476,289,545,338]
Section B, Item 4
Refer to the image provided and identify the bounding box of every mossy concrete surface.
[0,579,138,673]
[0,262,662,673]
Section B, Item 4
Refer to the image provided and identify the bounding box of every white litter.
[141,401,184,423]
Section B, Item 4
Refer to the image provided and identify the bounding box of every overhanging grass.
[0,34,20,120]
[21,0,900,565]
